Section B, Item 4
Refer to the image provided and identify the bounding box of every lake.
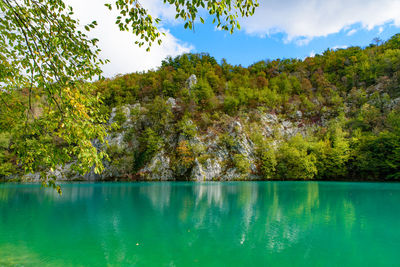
[0,182,399,266]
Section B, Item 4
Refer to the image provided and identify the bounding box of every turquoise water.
[0,182,400,266]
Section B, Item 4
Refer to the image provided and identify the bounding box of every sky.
[65,0,400,78]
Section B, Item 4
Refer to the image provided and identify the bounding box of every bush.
[191,80,215,109]
[350,131,400,179]
[177,115,197,138]
[260,148,277,179]
[134,128,163,170]
[276,135,317,179]
[312,125,350,179]
[233,154,251,175]
[113,107,127,126]
[176,140,195,168]
[145,96,173,132]
[224,95,240,115]
[219,133,236,150]
[0,133,15,177]
[162,79,178,97]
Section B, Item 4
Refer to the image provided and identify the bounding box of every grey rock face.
[186,74,197,89]
[21,172,41,182]
[388,97,400,110]
[188,119,259,181]
[139,150,174,181]
[166,97,177,109]
[13,102,314,182]
[261,113,278,124]
[220,168,243,181]
[191,158,223,181]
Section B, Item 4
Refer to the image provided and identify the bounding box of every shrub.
[134,128,163,170]
[145,96,173,132]
[177,115,197,138]
[276,135,317,180]
[224,95,240,115]
[260,148,277,179]
[219,133,236,150]
[311,124,350,179]
[191,80,215,109]
[0,133,15,177]
[350,131,400,179]
[233,154,251,175]
[113,107,127,126]
[162,79,178,97]
[176,140,195,168]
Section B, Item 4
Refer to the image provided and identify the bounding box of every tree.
[0,0,108,192]
[275,135,317,180]
[0,0,259,188]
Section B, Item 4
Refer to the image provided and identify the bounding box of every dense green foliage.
[0,0,108,189]
[2,30,400,180]
[90,34,400,181]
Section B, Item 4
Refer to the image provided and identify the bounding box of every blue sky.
[66,0,400,77]
[168,20,400,67]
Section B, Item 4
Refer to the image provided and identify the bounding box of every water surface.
[0,182,399,266]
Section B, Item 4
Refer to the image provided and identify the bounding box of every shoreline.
[2,178,400,184]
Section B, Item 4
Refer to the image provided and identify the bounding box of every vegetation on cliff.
[2,34,400,181]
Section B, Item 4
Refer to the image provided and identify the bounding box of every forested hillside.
[2,34,400,181]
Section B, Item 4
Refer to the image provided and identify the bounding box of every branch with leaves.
[108,0,259,51]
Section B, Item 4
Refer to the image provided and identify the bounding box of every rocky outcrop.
[191,158,222,181]
[139,150,173,181]
[11,97,310,182]
[186,74,197,89]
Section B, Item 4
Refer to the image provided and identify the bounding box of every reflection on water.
[1,182,400,266]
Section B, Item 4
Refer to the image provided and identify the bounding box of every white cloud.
[294,37,312,46]
[241,0,400,43]
[331,45,349,50]
[347,29,357,36]
[64,0,193,77]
